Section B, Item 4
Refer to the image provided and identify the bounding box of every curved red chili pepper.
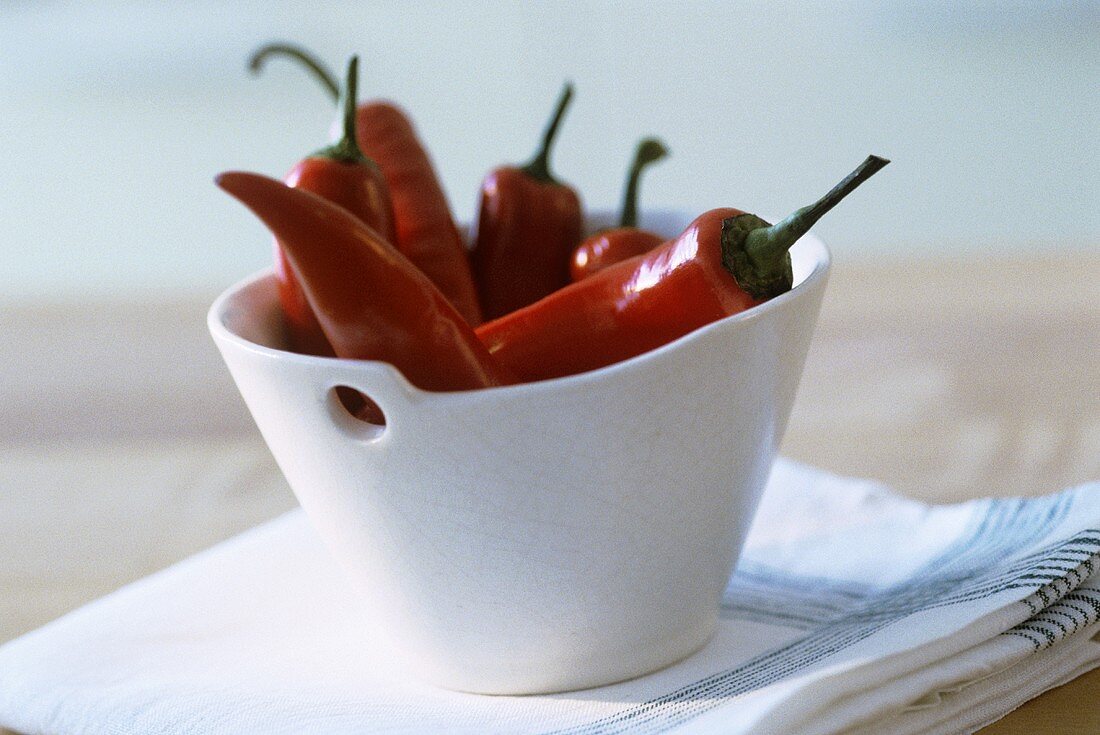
[571,137,669,281]
[355,101,483,325]
[477,156,889,382]
[250,44,482,326]
[217,171,512,393]
[264,55,396,358]
[470,83,583,320]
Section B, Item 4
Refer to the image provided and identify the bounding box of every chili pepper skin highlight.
[470,83,583,320]
[217,172,511,393]
[271,55,396,358]
[250,43,483,326]
[570,137,669,282]
[477,155,889,383]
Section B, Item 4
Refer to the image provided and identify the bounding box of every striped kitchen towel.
[1,459,1098,734]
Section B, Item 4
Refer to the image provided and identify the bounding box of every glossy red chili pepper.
[477,156,889,383]
[355,101,483,325]
[250,44,482,326]
[266,55,396,358]
[217,171,512,394]
[469,83,583,320]
[571,137,669,282]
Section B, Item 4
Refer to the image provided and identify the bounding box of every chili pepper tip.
[215,170,275,201]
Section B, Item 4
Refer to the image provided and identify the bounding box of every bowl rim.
[207,231,830,399]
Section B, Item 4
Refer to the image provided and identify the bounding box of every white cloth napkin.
[2,459,1099,735]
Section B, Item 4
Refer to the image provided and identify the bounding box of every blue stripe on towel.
[543,488,1096,735]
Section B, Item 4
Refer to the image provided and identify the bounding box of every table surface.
[2,252,1098,733]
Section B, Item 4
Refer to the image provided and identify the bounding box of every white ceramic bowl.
[208,211,830,694]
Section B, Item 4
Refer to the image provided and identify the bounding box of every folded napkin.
[2,459,1099,735]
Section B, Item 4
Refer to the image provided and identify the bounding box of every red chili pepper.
[477,156,889,383]
[217,171,512,394]
[250,44,483,326]
[570,137,669,282]
[264,55,396,358]
[355,101,483,325]
[469,83,583,320]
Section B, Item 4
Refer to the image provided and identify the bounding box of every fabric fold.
[1,459,1098,735]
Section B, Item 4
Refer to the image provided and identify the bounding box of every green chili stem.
[249,42,340,103]
[721,155,889,300]
[620,138,669,228]
[314,56,367,164]
[743,155,889,268]
[520,82,574,184]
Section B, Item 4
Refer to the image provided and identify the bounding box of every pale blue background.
[1,1,1097,301]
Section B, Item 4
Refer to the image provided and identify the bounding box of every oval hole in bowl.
[328,386,387,441]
